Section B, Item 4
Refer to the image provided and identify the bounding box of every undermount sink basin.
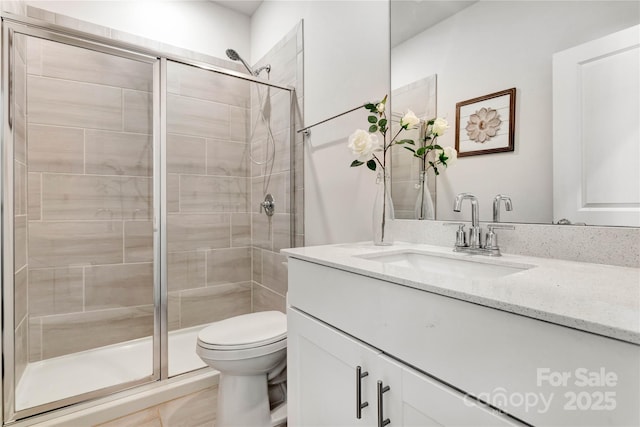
[357,250,532,280]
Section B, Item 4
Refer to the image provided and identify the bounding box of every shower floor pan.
[16,325,207,411]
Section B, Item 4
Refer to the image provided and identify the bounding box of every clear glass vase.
[414,171,435,220]
[373,171,394,246]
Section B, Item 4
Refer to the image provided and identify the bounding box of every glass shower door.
[5,28,158,419]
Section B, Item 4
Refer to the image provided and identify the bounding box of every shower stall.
[1,12,300,424]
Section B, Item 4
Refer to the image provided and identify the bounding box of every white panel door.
[553,24,640,226]
[287,308,381,427]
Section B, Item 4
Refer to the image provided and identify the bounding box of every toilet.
[196,311,287,427]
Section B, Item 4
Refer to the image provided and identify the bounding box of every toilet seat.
[197,311,287,360]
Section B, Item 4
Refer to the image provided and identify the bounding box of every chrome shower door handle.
[356,366,369,419]
[377,380,390,427]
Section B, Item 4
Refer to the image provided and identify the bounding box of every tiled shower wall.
[7,5,303,364]
[165,61,254,330]
[250,23,304,313]
[25,37,155,362]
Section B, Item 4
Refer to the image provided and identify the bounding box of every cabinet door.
[288,308,381,426]
[378,355,523,427]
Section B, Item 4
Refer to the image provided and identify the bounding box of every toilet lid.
[198,311,287,350]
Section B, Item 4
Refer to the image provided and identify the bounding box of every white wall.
[252,1,390,245]
[26,0,251,60]
[392,1,639,224]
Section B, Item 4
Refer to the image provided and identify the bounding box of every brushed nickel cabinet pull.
[377,380,390,427]
[356,366,369,419]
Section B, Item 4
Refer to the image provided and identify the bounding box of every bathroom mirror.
[390,0,640,226]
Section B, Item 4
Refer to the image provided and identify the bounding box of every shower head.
[226,48,254,75]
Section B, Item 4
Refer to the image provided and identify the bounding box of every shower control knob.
[260,194,275,217]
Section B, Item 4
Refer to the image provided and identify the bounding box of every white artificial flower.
[432,117,449,137]
[376,102,385,113]
[348,129,381,161]
[443,146,457,166]
[400,109,420,129]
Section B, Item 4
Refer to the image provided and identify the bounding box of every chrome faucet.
[453,193,481,248]
[451,193,514,256]
[493,194,513,222]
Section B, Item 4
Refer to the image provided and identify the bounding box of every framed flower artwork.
[455,88,516,157]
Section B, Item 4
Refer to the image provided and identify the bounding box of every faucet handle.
[455,224,467,249]
[487,223,515,231]
[484,224,514,255]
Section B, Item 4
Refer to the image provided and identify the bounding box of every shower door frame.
[0,12,297,425]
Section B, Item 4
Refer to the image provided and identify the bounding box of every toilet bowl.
[196,311,287,427]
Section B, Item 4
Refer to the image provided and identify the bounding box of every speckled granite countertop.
[282,242,640,345]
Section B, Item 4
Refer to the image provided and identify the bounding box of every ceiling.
[391,0,477,47]
[213,0,263,16]
[211,0,476,45]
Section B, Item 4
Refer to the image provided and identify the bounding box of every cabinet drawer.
[288,258,640,426]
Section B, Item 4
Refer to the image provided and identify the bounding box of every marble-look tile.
[167,133,206,175]
[252,173,287,215]
[157,386,217,427]
[272,214,291,252]
[229,106,248,143]
[2,0,27,15]
[27,75,122,130]
[40,305,154,359]
[95,406,162,427]
[294,187,304,237]
[168,292,181,332]
[42,174,152,220]
[28,221,123,268]
[168,251,206,292]
[38,38,153,92]
[231,213,251,247]
[261,250,288,296]
[28,172,41,221]
[15,160,27,216]
[124,221,153,263]
[253,89,290,136]
[26,5,55,22]
[252,282,285,313]
[123,90,152,134]
[26,36,43,75]
[85,130,152,177]
[180,175,248,213]
[14,215,27,271]
[252,248,263,284]
[29,317,42,362]
[167,174,180,213]
[167,213,230,252]
[167,93,229,140]
[53,13,112,38]
[14,267,28,325]
[28,267,84,316]
[251,212,272,251]
[27,124,84,173]
[206,139,247,177]
[167,59,249,108]
[207,247,251,286]
[179,283,251,328]
[15,317,28,384]
[85,263,154,310]
[14,105,27,165]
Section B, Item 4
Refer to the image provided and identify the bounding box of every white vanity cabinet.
[288,308,519,427]
[285,254,640,427]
